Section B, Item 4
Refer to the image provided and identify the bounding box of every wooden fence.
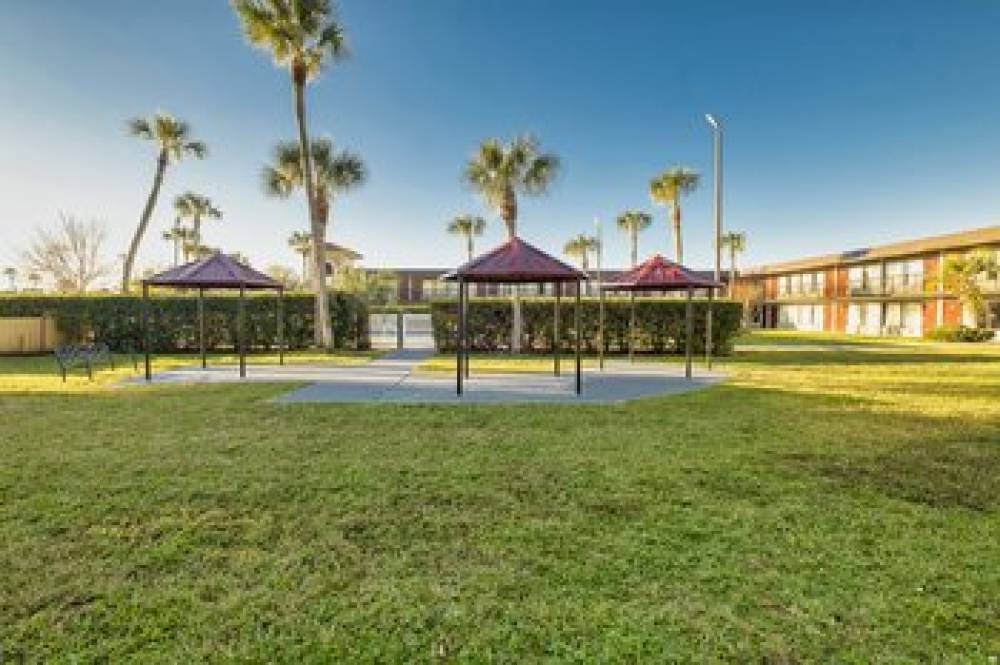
[0,317,60,354]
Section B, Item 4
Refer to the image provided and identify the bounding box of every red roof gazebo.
[444,236,585,395]
[602,254,723,378]
[141,253,285,381]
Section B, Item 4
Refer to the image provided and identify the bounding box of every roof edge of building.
[741,224,1000,276]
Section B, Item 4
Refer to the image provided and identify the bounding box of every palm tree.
[563,234,600,275]
[940,251,999,327]
[163,219,200,266]
[463,136,560,239]
[3,267,15,291]
[173,192,222,246]
[162,218,184,266]
[446,214,487,262]
[123,112,206,292]
[233,0,348,348]
[264,138,365,299]
[464,136,559,352]
[649,166,699,264]
[616,210,653,268]
[288,230,313,282]
[720,231,747,297]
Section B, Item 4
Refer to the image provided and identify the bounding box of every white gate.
[402,313,434,349]
[369,312,435,349]
[369,313,400,349]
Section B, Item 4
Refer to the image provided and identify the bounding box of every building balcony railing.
[883,274,925,295]
[847,279,883,296]
[776,287,824,299]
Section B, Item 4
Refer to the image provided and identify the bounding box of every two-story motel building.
[735,225,1000,336]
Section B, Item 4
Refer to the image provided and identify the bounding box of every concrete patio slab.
[128,349,725,404]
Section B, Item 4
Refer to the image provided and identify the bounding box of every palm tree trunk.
[503,206,522,352]
[466,235,473,262]
[630,228,638,268]
[123,150,168,293]
[672,203,683,264]
[292,67,334,348]
[301,252,308,285]
[193,214,202,247]
[730,246,737,298]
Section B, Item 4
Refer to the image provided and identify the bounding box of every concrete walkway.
[132,349,725,404]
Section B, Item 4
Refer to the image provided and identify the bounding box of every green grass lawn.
[1,341,998,660]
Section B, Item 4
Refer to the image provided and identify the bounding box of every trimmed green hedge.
[0,293,368,352]
[431,297,743,354]
[924,325,996,343]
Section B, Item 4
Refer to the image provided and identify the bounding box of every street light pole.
[705,113,722,370]
[595,217,604,370]
[705,113,723,285]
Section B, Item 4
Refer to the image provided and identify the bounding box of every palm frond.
[126,117,153,139]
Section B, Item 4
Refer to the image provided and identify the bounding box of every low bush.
[924,325,996,343]
[431,297,742,354]
[0,293,368,352]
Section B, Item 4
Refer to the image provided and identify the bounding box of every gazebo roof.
[602,254,722,291]
[143,252,281,290]
[444,236,584,283]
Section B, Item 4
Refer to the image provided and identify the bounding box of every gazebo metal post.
[705,288,714,369]
[277,287,285,366]
[629,291,636,363]
[456,278,465,395]
[198,287,206,369]
[705,290,714,371]
[143,283,151,381]
[598,280,605,370]
[238,283,246,378]
[553,283,561,376]
[685,286,693,379]
[575,280,582,394]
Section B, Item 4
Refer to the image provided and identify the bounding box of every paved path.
[132,349,725,404]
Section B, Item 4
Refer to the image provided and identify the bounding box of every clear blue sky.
[2,0,999,279]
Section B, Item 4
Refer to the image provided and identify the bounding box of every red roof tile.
[602,254,722,291]
[144,253,281,290]
[445,236,584,283]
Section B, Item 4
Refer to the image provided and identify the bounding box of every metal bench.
[54,343,117,382]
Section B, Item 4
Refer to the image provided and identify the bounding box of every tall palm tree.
[464,136,559,352]
[173,192,222,246]
[3,267,15,291]
[265,138,365,295]
[463,136,560,239]
[447,214,487,262]
[162,220,197,266]
[233,0,348,348]
[720,231,747,296]
[563,234,600,274]
[616,210,653,268]
[287,230,313,281]
[649,166,699,264]
[123,112,206,292]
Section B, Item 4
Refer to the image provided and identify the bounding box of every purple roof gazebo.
[444,236,585,395]
[141,253,285,381]
[602,254,723,378]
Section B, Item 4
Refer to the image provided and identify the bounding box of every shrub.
[0,293,368,352]
[924,325,995,343]
[431,297,742,355]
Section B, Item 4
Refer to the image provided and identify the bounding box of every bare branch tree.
[23,213,110,293]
